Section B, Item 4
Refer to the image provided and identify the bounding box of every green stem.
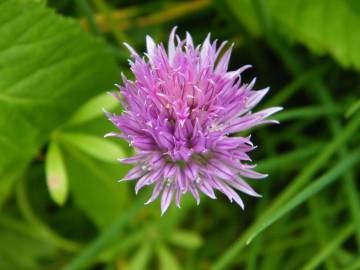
[64,194,146,270]
[212,116,360,270]
[75,0,100,35]
[245,145,360,244]
[263,64,330,108]
[255,0,360,254]
[302,224,354,270]
[344,257,360,270]
[16,177,82,252]
[312,81,360,249]
[308,198,337,270]
[275,106,340,122]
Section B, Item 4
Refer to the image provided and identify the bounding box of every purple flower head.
[106,27,282,214]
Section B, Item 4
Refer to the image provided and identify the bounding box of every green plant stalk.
[312,81,360,250]
[64,194,146,270]
[92,0,129,44]
[75,0,100,35]
[214,0,360,267]
[65,194,195,269]
[301,81,359,269]
[308,198,337,270]
[16,177,82,252]
[334,249,355,266]
[0,215,44,241]
[213,116,360,270]
[245,184,270,270]
[263,63,330,108]
[263,231,312,254]
[275,106,340,122]
[98,229,146,262]
[344,257,360,270]
[302,224,354,270]
[245,146,360,244]
[251,114,360,231]
[346,99,360,118]
[253,0,360,254]
[257,143,322,172]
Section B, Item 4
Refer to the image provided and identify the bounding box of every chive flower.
[106,27,282,214]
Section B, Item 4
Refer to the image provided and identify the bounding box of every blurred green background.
[0,0,360,269]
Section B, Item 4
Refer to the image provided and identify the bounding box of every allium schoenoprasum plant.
[105,27,282,214]
[3,1,360,269]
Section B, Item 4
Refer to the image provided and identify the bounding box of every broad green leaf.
[60,132,126,163]
[225,0,360,70]
[66,92,119,126]
[157,244,181,270]
[0,0,119,207]
[45,142,68,206]
[168,229,203,249]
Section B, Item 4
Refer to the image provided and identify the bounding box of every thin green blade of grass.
[245,184,271,270]
[63,195,146,270]
[263,63,330,108]
[312,81,360,250]
[213,115,360,270]
[248,0,360,254]
[257,143,322,172]
[344,257,360,270]
[16,177,82,253]
[245,146,360,244]
[302,224,354,270]
[346,99,360,118]
[92,0,129,44]
[75,0,100,35]
[262,115,360,216]
[275,106,340,122]
[308,197,337,270]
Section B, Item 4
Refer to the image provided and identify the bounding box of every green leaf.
[0,0,119,207]
[45,142,68,206]
[66,92,119,126]
[62,141,129,229]
[60,132,126,163]
[225,0,360,70]
[157,244,181,270]
[168,230,203,249]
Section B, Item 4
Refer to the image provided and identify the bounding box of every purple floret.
[106,27,282,214]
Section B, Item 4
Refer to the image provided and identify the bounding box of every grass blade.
[302,224,354,270]
[64,195,145,270]
[213,115,360,270]
[245,146,360,244]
